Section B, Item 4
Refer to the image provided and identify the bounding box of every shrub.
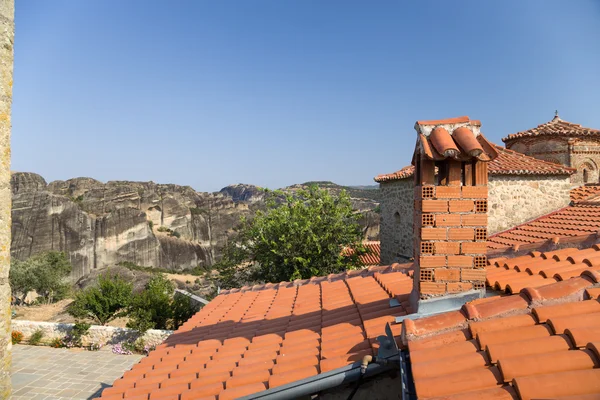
[11,331,23,345]
[112,343,133,355]
[148,220,154,230]
[29,329,44,345]
[127,275,199,332]
[50,337,64,348]
[157,226,169,233]
[169,231,181,238]
[127,274,174,332]
[68,273,132,325]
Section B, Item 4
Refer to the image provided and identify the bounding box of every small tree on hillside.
[127,274,175,332]
[10,251,72,304]
[68,272,133,325]
[213,186,365,288]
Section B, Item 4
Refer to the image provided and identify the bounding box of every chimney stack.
[411,117,498,309]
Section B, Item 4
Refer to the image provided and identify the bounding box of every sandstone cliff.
[11,173,379,279]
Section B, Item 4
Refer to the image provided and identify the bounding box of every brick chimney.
[411,117,498,308]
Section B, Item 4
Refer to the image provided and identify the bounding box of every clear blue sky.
[11,1,600,192]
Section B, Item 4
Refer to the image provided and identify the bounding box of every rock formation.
[11,173,380,280]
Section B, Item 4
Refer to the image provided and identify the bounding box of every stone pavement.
[10,344,144,400]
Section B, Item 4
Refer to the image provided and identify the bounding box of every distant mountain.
[11,174,380,281]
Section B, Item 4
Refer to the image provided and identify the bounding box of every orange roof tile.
[503,115,600,144]
[571,185,600,202]
[488,205,600,251]
[99,266,414,400]
[375,145,574,182]
[402,244,600,400]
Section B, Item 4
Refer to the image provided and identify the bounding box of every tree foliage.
[213,186,365,288]
[68,272,133,325]
[127,274,199,332]
[10,251,72,304]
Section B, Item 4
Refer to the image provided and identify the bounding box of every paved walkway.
[10,344,144,400]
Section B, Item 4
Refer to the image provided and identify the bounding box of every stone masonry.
[0,0,13,397]
[380,174,571,265]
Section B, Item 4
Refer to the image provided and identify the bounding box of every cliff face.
[11,173,379,279]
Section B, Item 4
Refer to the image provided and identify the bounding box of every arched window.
[584,169,589,183]
[394,211,401,225]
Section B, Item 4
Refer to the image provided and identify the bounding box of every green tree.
[68,273,133,325]
[9,252,72,304]
[127,274,199,332]
[213,186,365,288]
[127,274,175,331]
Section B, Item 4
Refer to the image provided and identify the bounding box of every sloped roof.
[341,241,381,266]
[97,264,413,400]
[571,184,600,202]
[487,204,600,251]
[375,145,575,183]
[414,117,498,162]
[503,115,600,144]
[402,245,600,399]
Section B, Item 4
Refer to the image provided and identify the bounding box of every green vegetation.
[68,273,133,325]
[11,331,23,345]
[190,207,208,216]
[157,226,181,238]
[127,274,198,332]
[301,181,381,203]
[148,220,154,230]
[213,186,365,288]
[29,329,44,345]
[10,251,72,304]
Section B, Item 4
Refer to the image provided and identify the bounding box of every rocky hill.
[11,173,380,280]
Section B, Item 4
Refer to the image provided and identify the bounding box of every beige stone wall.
[0,0,13,397]
[379,174,571,261]
[488,175,572,233]
[379,180,414,265]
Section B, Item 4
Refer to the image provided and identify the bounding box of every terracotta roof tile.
[503,115,600,143]
[402,244,600,400]
[571,185,600,202]
[375,145,574,182]
[341,241,381,266]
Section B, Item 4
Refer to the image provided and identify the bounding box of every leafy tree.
[68,273,133,325]
[127,274,199,332]
[10,251,72,304]
[127,274,175,331]
[213,186,365,288]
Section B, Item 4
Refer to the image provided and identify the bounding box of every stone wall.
[379,180,414,265]
[488,175,572,233]
[379,175,571,262]
[11,320,171,348]
[0,0,13,397]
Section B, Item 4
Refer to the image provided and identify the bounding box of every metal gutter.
[238,354,399,400]
[239,323,401,400]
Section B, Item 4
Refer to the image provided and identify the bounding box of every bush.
[10,251,72,304]
[50,337,64,348]
[148,220,154,230]
[157,226,169,232]
[68,273,132,325]
[29,329,44,345]
[11,331,23,345]
[127,274,174,332]
[127,275,199,332]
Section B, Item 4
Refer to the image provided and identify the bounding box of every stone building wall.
[570,139,600,185]
[379,174,571,263]
[0,0,13,397]
[487,175,572,233]
[379,179,414,265]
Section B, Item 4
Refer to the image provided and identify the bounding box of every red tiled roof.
[488,204,600,251]
[99,264,414,400]
[342,241,381,266]
[571,185,600,202]
[503,115,600,144]
[403,245,600,399]
[375,145,575,182]
[414,117,498,162]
